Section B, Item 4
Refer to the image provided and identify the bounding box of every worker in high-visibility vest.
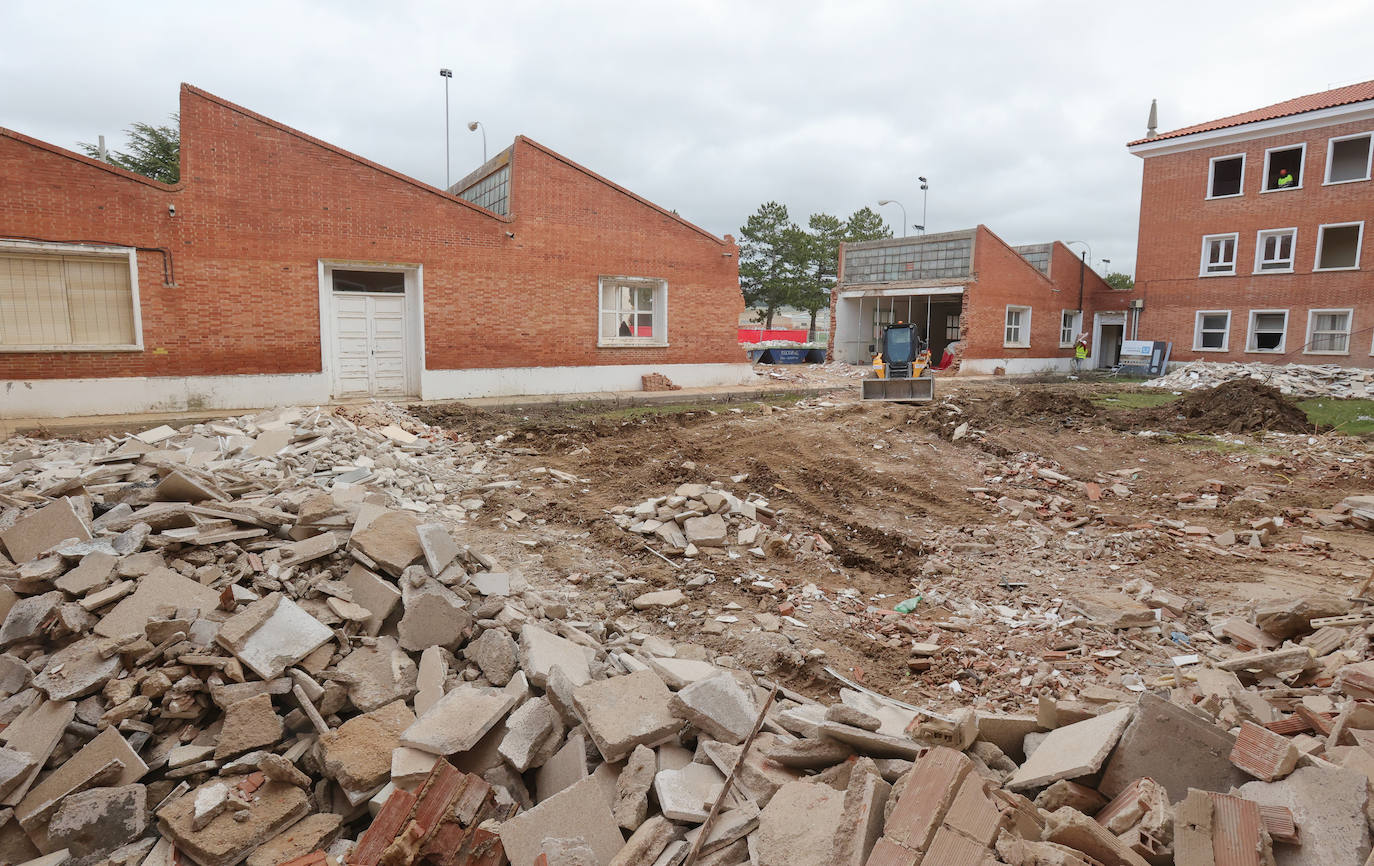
[1072,337,1089,373]
[1276,168,1295,188]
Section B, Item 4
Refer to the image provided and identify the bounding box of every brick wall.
[1135,120,1374,364]
[0,84,745,383]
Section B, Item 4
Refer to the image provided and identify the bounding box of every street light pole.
[877,200,906,238]
[467,121,487,163]
[1066,240,1092,326]
[439,68,453,189]
[918,176,929,235]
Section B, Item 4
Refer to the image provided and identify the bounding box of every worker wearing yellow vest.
[1072,336,1088,373]
[1276,168,1295,188]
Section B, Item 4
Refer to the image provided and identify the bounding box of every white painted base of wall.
[1,363,758,419]
[420,363,756,400]
[959,357,1072,375]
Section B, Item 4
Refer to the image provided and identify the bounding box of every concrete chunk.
[613,744,656,831]
[1,499,90,565]
[1100,692,1247,802]
[498,776,622,866]
[1006,706,1132,791]
[0,592,63,648]
[244,813,343,866]
[348,511,423,577]
[340,564,400,636]
[335,636,417,713]
[415,523,459,576]
[573,669,680,762]
[756,779,847,866]
[536,731,589,804]
[157,780,309,866]
[498,696,562,773]
[670,673,757,745]
[654,762,724,823]
[96,568,222,639]
[215,694,283,760]
[1238,765,1371,866]
[464,628,519,687]
[683,514,728,547]
[321,700,415,801]
[397,579,470,652]
[520,625,594,688]
[48,784,147,862]
[215,593,333,680]
[400,684,515,755]
[16,725,147,845]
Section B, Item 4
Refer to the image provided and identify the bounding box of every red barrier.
[738,328,808,343]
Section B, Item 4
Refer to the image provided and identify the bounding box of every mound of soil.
[1122,378,1312,434]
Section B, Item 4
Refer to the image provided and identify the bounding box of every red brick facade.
[0,84,745,401]
[1130,93,1374,365]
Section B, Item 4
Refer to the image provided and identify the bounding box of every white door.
[333,293,409,398]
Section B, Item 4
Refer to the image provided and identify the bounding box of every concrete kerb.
[0,383,836,440]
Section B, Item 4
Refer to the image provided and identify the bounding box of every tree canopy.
[79,115,180,184]
[737,203,892,333]
[1103,272,1135,292]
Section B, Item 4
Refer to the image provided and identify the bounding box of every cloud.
[3,0,1371,277]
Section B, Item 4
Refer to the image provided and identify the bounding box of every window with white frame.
[1263,143,1305,191]
[1193,311,1231,351]
[1325,133,1372,184]
[1255,228,1297,272]
[1200,233,1238,276]
[1004,305,1030,348]
[598,276,667,345]
[1059,310,1081,347]
[1247,310,1288,352]
[1207,153,1245,198]
[1306,309,1352,354]
[1315,222,1364,271]
[0,245,140,351]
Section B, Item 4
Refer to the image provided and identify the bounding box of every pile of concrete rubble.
[1143,361,1374,399]
[2,410,1374,866]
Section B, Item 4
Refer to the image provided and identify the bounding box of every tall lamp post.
[1066,240,1092,334]
[877,200,907,238]
[439,68,453,189]
[918,176,929,235]
[467,121,487,163]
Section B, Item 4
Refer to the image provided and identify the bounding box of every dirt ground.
[404,368,1374,716]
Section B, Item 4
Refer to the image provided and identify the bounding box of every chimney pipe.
[1146,99,1158,138]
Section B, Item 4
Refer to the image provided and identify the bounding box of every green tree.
[792,213,846,339]
[738,202,808,329]
[1104,272,1135,292]
[844,206,892,243]
[79,114,180,184]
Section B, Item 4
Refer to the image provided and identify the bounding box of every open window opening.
[1255,229,1296,272]
[1059,310,1082,347]
[1247,311,1287,352]
[1263,145,1304,191]
[1194,311,1230,351]
[331,270,405,293]
[1208,154,1244,198]
[1326,134,1372,184]
[1316,223,1364,271]
[1004,305,1030,348]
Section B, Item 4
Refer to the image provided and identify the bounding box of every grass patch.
[1090,391,1182,410]
[1298,398,1374,435]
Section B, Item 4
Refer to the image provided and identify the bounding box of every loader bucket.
[861,376,934,402]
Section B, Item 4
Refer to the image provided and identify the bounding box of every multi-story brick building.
[0,84,750,418]
[829,227,1127,373]
[1128,81,1373,365]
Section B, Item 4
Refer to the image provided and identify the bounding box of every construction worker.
[1072,336,1089,373]
[1276,168,1295,189]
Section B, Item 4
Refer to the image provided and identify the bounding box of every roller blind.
[0,252,135,347]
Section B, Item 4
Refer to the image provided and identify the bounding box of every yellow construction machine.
[862,322,934,402]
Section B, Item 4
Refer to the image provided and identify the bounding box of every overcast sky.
[3,1,1371,276]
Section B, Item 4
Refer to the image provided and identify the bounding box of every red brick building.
[0,85,749,418]
[829,226,1126,374]
[1128,82,1374,365]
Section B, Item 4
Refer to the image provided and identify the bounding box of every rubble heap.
[2,408,1374,866]
[1144,360,1374,399]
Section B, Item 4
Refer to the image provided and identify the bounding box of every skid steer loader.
[861,322,934,403]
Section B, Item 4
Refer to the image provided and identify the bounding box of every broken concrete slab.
[321,700,415,797]
[0,498,91,565]
[464,629,518,687]
[0,592,63,648]
[340,564,401,636]
[645,657,722,691]
[1100,692,1248,802]
[0,699,76,807]
[215,593,333,680]
[215,694,283,760]
[415,523,459,576]
[1042,806,1151,866]
[536,731,589,804]
[520,624,594,688]
[335,636,417,713]
[631,590,686,610]
[400,684,516,756]
[670,673,757,745]
[756,779,846,866]
[53,552,117,597]
[397,579,470,652]
[31,637,120,701]
[1239,764,1371,866]
[498,697,562,773]
[0,747,38,802]
[498,776,622,866]
[613,744,656,831]
[244,813,343,866]
[16,726,147,845]
[47,784,147,862]
[157,780,309,866]
[654,762,725,823]
[572,669,680,762]
[94,568,222,639]
[682,514,728,547]
[830,759,891,866]
[347,511,424,578]
[1006,706,1132,791]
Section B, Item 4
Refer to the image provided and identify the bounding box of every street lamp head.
[918,176,927,183]
[467,121,480,132]
[439,68,452,78]
[920,184,928,191]
[878,199,894,206]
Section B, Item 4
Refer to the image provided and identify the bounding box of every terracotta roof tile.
[1129,80,1374,146]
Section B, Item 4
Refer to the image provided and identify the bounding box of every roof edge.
[0,126,181,191]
